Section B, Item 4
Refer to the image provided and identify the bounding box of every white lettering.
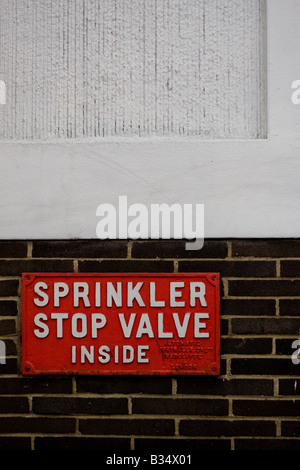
[172,312,190,338]
[71,345,150,365]
[95,282,101,307]
[150,282,165,307]
[50,313,68,338]
[91,313,107,338]
[127,282,145,307]
[118,313,136,338]
[81,345,94,363]
[158,312,173,338]
[194,313,209,338]
[170,282,185,307]
[123,345,134,363]
[72,313,87,338]
[98,345,110,363]
[137,345,149,363]
[71,345,76,363]
[34,313,49,338]
[33,282,49,307]
[107,282,122,307]
[73,282,90,307]
[54,282,69,307]
[190,282,207,307]
[136,313,154,338]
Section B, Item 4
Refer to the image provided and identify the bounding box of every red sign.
[22,273,220,375]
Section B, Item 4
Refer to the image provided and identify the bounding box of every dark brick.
[233,399,300,416]
[0,397,29,413]
[32,240,128,258]
[235,438,300,450]
[281,260,300,277]
[232,239,300,258]
[228,279,300,297]
[279,379,300,396]
[222,338,272,354]
[0,358,18,375]
[180,419,275,437]
[0,319,16,335]
[0,280,19,297]
[132,398,228,416]
[0,301,18,316]
[282,421,300,437]
[222,299,275,316]
[135,437,231,451]
[176,377,273,396]
[131,239,228,259]
[280,299,300,316]
[0,417,75,434]
[78,259,174,273]
[76,376,172,395]
[232,318,300,335]
[179,260,275,277]
[0,377,73,394]
[0,242,27,259]
[35,437,130,451]
[32,397,128,415]
[0,437,31,450]
[0,260,73,276]
[231,358,298,376]
[0,358,18,376]
[276,338,299,355]
[0,339,17,356]
[220,359,227,376]
[221,319,229,335]
[80,418,175,436]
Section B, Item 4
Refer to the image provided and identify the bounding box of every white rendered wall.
[1,1,300,240]
[0,0,266,140]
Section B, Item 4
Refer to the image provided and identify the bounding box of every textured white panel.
[0,0,266,140]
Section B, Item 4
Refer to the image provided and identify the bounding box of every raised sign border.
[22,272,220,376]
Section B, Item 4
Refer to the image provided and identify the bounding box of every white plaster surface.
[0,0,266,140]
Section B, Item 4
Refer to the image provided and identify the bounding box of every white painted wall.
[0,0,299,240]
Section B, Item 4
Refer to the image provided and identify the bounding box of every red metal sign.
[22,273,220,375]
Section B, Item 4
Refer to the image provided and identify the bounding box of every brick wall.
[1,239,300,451]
